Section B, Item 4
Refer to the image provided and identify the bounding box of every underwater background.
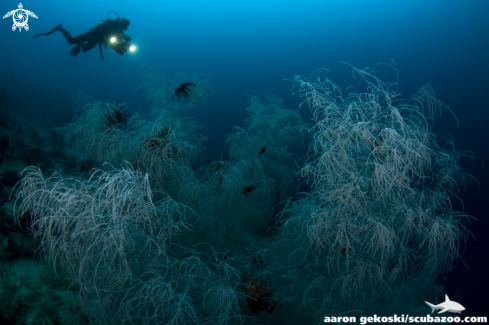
[0,0,488,323]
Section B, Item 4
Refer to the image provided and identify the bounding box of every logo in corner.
[425,294,465,314]
[3,3,38,32]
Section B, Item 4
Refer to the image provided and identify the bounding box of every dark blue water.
[1,0,488,319]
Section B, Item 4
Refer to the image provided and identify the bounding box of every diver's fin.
[70,43,82,56]
[33,24,62,38]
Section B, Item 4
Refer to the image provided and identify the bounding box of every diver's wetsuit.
[33,19,130,60]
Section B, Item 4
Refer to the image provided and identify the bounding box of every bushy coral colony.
[14,63,473,324]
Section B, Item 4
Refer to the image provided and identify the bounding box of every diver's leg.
[60,30,91,44]
[33,24,90,45]
[81,40,98,53]
[70,43,83,56]
[68,31,94,56]
[65,30,92,56]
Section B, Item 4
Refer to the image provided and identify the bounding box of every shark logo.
[425,294,465,314]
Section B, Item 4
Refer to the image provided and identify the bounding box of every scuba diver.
[33,11,132,60]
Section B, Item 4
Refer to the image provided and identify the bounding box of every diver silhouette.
[33,11,131,60]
